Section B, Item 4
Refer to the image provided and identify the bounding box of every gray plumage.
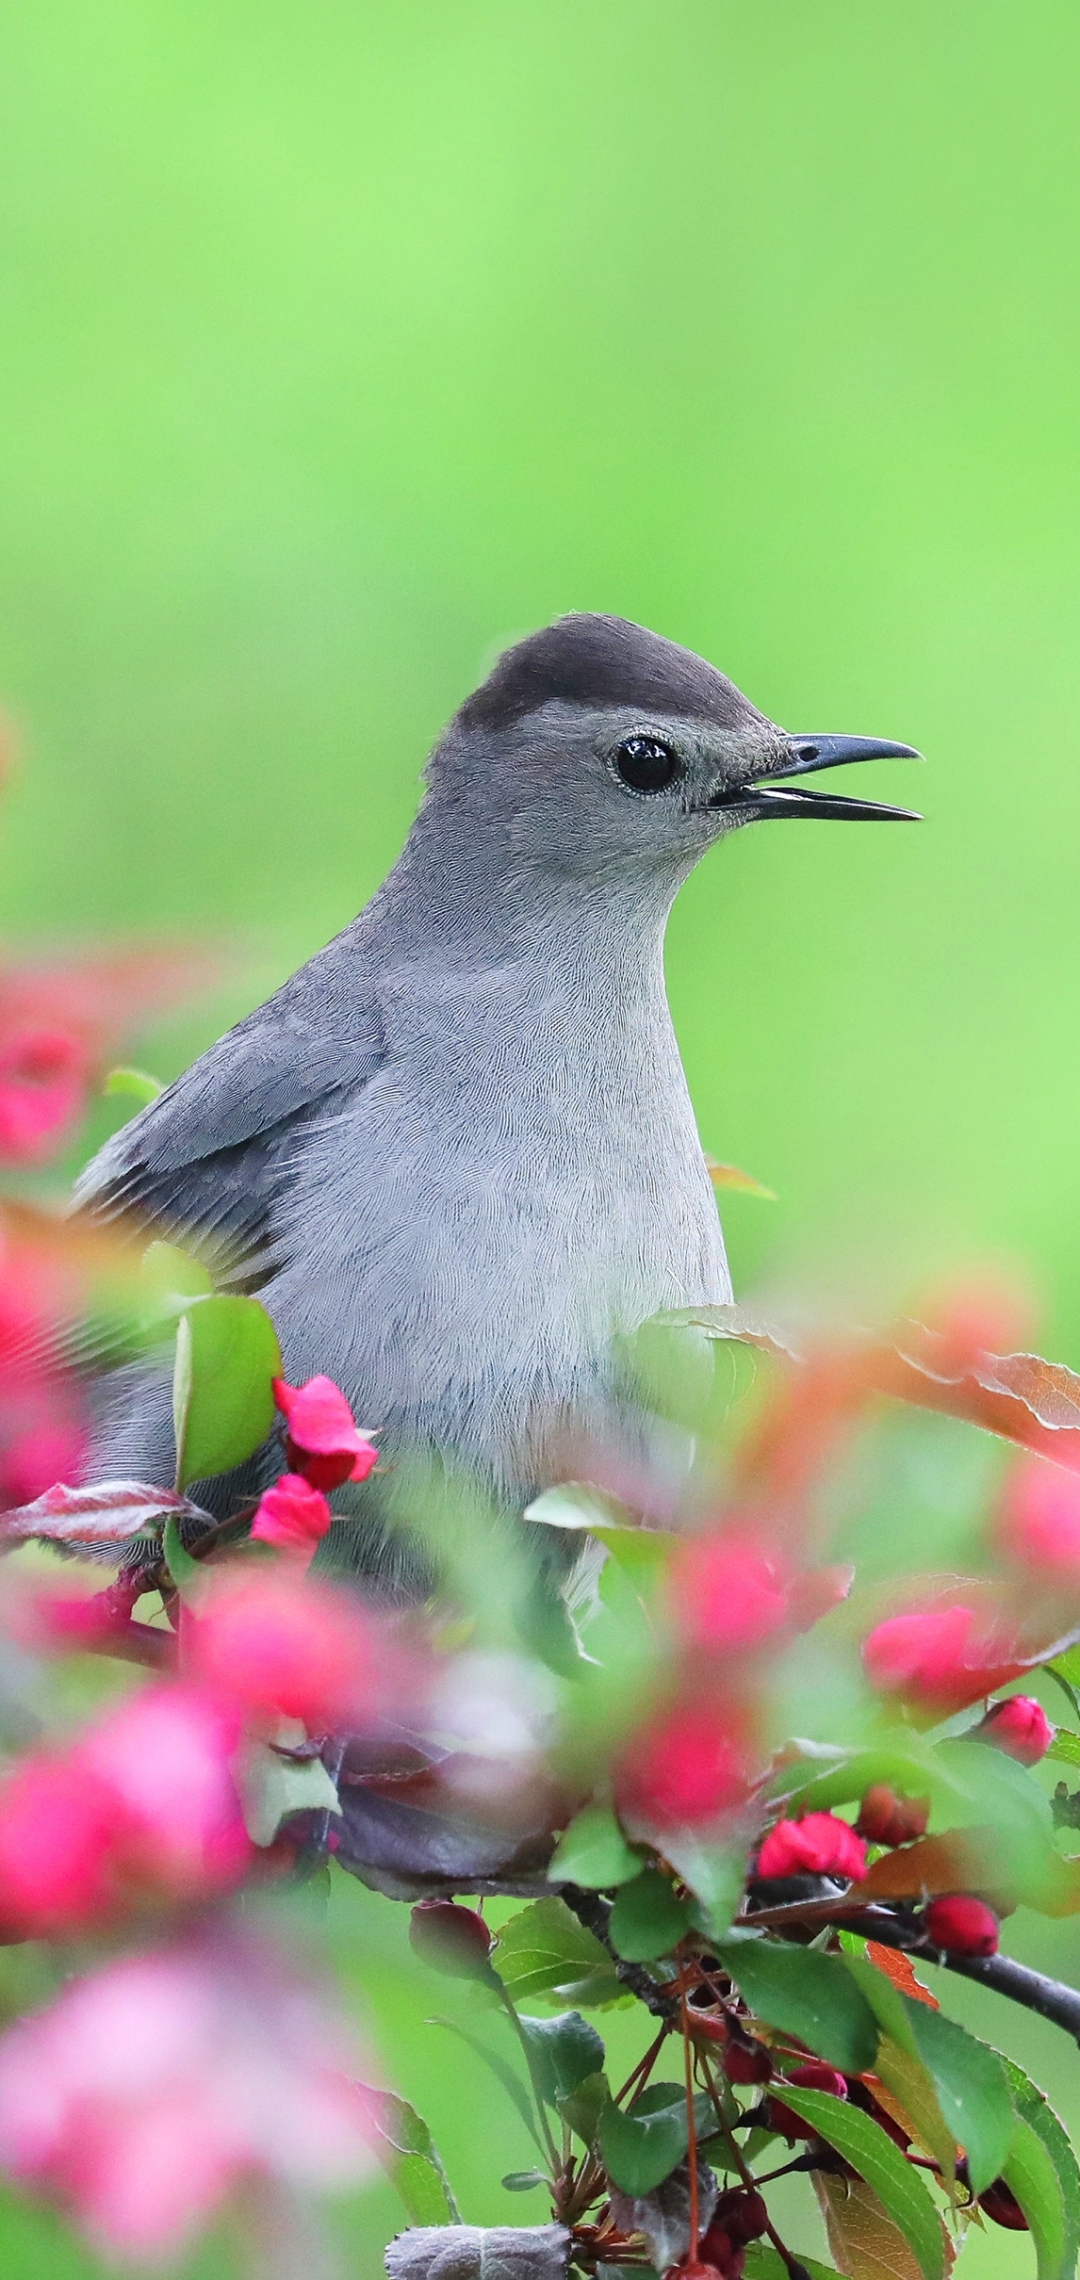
[77,614,917,1585]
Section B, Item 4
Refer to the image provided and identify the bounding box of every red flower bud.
[272,1375,378,1493]
[855,1785,930,1847]
[976,1696,1054,1766]
[722,2037,772,2085]
[249,1473,332,1568]
[408,1899,495,1980]
[769,2062,848,2138]
[978,2178,1029,2231]
[710,2189,768,2246]
[756,1812,867,1883]
[923,1894,999,1957]
[688,2238,736,2280]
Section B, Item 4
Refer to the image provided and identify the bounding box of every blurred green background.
[3,0,1080,2271]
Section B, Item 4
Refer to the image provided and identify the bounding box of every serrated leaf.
[1047,1728,1080,1768]
[1003,2116,1067,2280]
[1001,2054,1080,2280]
[548,1802,644,1888]
[492,1897,626,2010]
[609,1868,693,1961]
[516,2012,604,2108]
[871,2040,956,2196]
[0,1478,203,1547]
[717,1936,878,2074]
[814,2171,941,2280]
[238,1741,340,1846]
[901,2000,1013,2196]
[772,2083,944,2280]
[363,2086,462,2225]
[427,2017,545,2158]
[597,2082,714,2196]
[172,1293,282,1489]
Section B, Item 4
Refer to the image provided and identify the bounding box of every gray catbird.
[79,614,918,1585]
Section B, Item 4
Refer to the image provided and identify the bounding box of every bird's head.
[428,614,919,887]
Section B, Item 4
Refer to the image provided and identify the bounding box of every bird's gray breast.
[263,961,729,1494]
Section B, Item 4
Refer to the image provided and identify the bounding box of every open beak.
[714,733,922,822]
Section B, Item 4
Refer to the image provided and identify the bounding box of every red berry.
[855,1784,930,1847]
[979,2178,1029,2230]
[976,1696,1054,1766]
[769,2062,848,2137]
[923,1894,999,1957]
[712,2189,768,2246]
[408,1899,495,1979]
[723,2036,772,2084]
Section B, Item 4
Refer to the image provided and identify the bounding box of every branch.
[560,1886,679,2018]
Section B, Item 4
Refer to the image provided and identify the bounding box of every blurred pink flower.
[0,1414,86,1510]
[185,1568,379,1733]
[249,1472,332,1567]
[617,1702,755,1829]
[861,1599,1026,1717]
[669,1532,790,1654]
[998,1454,1080,1576]
[273,1374,378,1493]
[0,1932,375,2263]
[0,1683,250,1940]
[757,1811,866,1882]
[0,1026,92,1163]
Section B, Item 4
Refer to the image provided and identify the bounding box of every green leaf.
[362,2086,462,2225]
[524,1485,675,1592]
[1047,1727,1080,1767]
[874,2036,957,2195]
[1004,2117,1068,2280]
[597,2081,715,2196]
[172,1294,282,1489]
[769,2083,944,2280]
[548,1802,644,1888]
[1002,2054,1080,2280]
[141,1239,215,1310]
[516,2011,605,2108]
[427,2017,545,2157]
[716,1935,878,2074]
[493,1897,626,2010]
[502,2171,547,2193]
[105,1065,163,1105]
[558,2068,610,2147]
[901,1999,1013,2195]
[744,2249,842,2280]
[162,1510,201,1592]
[659,1832,746,1932]
[609,1868,693,1961]
[237,1741,340,1846]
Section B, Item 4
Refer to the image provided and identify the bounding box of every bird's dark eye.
[613,736,684,794]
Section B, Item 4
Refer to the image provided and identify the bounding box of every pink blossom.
[0,1414,86,1510]
[0,1933,375,2263]
[861,1600,1025,1716]
[669,1533,790,1654]
[617,1702,754,1829]
[756,1812,867,1883]
[272,1375,378,1493]
[249,1472,332,1567]
[998,1454,1080,1576]
[186,1568,379,1733]
[976,1695,1054,1766]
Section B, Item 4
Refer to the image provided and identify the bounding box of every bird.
[77,613,919,1592]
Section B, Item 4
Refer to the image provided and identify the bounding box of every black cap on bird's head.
[454,612,921,829]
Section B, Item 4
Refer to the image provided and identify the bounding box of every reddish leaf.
[0,1479,205,1547]
[852,1830,1000,1903]
[864,1944,939,2010]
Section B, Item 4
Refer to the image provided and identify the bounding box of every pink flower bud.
[272,1376,378,1493]
[769,2062,848,2137]
[861,1601,1023,1717]
[249,1473,332,1567]
[999,1455,1080,1576]
[408,1900,494,1979]
[855,1785,930,1847]
[923,1894,999,1956]
[976,1695,1054,1766]
[756,1812,867,1883]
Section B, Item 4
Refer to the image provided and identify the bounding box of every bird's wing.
[75,964,385,1282]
